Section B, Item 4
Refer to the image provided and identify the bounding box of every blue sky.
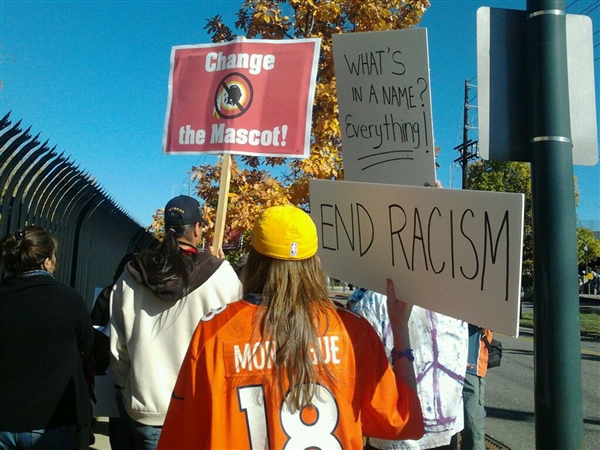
[1,0,598,227]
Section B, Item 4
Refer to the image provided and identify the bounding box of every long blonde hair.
[242,248,335,412]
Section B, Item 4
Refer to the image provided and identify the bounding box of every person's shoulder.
[44,277,81,296]
[335,303,358,317]
[194,300,253,339]
[38,280,88,314]
[190,251,226,273]
[203,298,249,321]
[334,304,375,328]
[332,306,386,351]
[198,254,242,284]
[59,285,87,306]
[185,300,252,362]
[191,250,221,262]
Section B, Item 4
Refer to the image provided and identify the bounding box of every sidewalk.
[89,417,510,449]
[89,417,110,450]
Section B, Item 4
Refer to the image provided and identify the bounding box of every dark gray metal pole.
[526,1,583,448]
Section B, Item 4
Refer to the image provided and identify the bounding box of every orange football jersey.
[158,300,423,449]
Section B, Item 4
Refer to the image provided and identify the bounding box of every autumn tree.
[468,160,534,290]
[150,209,166,241]
[467,159,599,290]
[577,226,600,273]
[188,0,430,251]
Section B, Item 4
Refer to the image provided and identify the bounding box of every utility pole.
[527,1,583,448]
[454,79,479,189]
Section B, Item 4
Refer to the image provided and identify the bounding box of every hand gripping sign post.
[163,38,320,252]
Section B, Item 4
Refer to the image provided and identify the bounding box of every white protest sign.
[310,179,524,337]
[333,29,436,186]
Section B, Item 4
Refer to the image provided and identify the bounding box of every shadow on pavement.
[486,406,534,423]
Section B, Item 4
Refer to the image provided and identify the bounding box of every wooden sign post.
[212,154,232,255]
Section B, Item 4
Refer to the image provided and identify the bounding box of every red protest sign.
[163,39,320,158]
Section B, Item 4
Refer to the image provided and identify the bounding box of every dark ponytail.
[1,227,57,275]
[137,223,195,295]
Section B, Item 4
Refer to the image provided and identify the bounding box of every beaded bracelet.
[391,347,415,364]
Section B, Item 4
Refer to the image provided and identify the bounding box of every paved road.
[485,327,600,449]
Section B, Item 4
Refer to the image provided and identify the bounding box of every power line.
[565,1,600,65]
[579,0,600,15]
[583,2,600,14]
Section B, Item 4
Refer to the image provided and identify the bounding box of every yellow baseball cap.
[252,205,318,260]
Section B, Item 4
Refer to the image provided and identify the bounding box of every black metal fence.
[0,112,156,309]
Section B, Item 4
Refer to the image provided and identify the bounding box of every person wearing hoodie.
[109,195,242,450]
[0,226,93,449]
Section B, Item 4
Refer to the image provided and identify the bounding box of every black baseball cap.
[164,195,207,228]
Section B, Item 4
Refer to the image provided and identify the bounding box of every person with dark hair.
[89,252,139,450]
[157,205,424,449]
[0,226,94,449]
[110,195,242,450]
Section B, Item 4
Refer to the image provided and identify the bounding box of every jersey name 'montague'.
[233,336,342,373]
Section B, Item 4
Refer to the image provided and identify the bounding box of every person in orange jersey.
[158,205,424,449]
